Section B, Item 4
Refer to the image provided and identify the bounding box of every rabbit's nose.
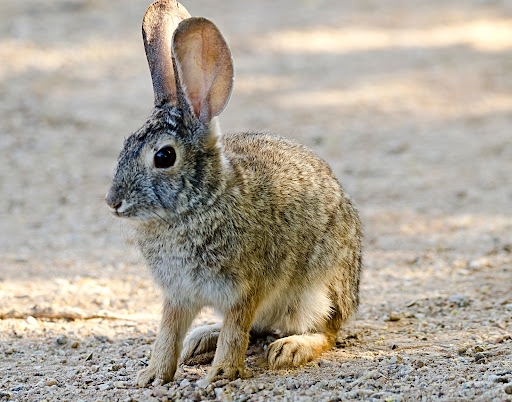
[105,191,122,210]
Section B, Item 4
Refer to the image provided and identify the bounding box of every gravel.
[1,0,512,400]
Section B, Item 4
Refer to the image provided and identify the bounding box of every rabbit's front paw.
[181,323,221,363]
[136,365,174,387]
[136,367,157,387]
[206,363,244,382]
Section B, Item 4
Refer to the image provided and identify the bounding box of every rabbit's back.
[222,131,359,239]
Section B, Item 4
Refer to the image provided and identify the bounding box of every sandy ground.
[1,0,512,400]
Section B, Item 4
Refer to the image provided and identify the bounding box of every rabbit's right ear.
[171,18,234,125]
[142,0,190,107]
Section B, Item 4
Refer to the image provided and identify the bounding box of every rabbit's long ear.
[142,0,190,106]
[172,18,234,124]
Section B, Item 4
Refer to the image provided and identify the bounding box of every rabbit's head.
[106,1,233,221]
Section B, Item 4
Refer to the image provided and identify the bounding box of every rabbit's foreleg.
[206,299,258,381]
[137,300,198,386]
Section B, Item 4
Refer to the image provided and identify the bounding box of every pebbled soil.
[1,0,511,400]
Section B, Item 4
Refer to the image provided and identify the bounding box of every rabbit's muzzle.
[105,187,126,216]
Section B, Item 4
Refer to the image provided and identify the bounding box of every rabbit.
[105,0,362,387]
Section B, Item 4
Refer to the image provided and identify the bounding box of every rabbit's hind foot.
[266,332,334,369]
[180,323,222,363]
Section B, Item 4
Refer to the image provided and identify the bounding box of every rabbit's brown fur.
[106,0,362,386]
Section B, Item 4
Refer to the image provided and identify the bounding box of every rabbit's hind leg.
[180,323,222,363]
[265,293,345,369]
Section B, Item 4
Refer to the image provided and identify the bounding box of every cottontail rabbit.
[106,0,362,386]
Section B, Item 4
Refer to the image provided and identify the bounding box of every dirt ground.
[1,0,511,400]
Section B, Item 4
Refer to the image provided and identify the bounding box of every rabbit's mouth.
[107,196,145,219]
[108,199,135,218]
[108,200,171,224]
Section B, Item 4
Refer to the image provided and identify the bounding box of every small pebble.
[495,320,507,330]
[94,335,109,343]
[71,342,80,348]
[180,378,190,387]
[114,381,127,388]
[214,388,233,401]
[196,378,209,389]
[505,385,512,394]
[151,387,166,398]
[448,295,469,307]
[388,311,401,321]
[111,363,122,371]
[56,335,68,345]
[187,392,201,402]
[389,356,402,364]
[244,385,256,394]
[45,379,58,386]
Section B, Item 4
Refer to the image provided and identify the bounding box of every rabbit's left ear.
[142,0,190,107]
[172,18,234,124]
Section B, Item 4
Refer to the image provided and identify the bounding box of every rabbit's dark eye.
[154,146,176,169]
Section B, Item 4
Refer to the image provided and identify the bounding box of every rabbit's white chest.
[153,258,239,310]
[138,230,240,310]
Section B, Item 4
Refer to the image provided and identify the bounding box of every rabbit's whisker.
[151,210,172,227]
